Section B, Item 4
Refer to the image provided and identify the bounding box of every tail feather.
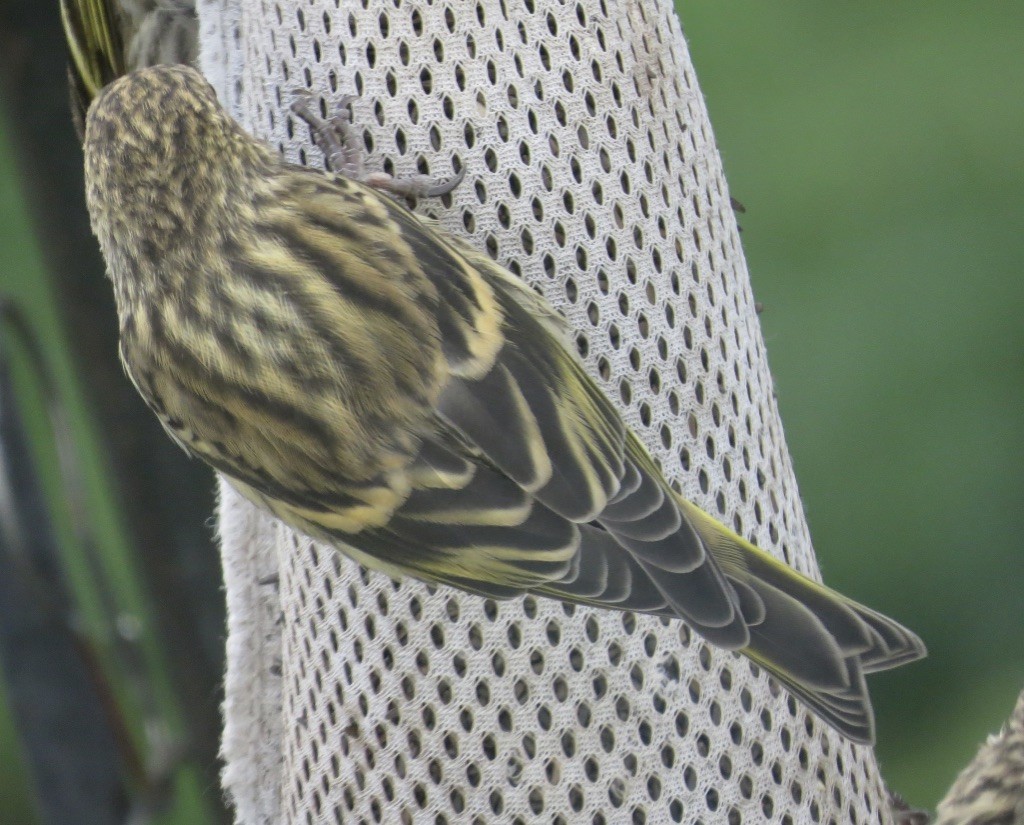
[678,496,925,742]
[60,0,126,135]
[537,491,925,744]
[60,0,198,138]
[849,603,928,672]
[752,654,877,744]
[742,580,850,691]
[727,537,878,655]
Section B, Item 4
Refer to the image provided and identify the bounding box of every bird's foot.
[290,90,464,198]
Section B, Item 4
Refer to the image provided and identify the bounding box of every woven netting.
[198,0,897,822]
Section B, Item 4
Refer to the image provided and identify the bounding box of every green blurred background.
[0,1,1020,820]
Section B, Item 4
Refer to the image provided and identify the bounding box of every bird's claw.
[290,89,362,177]
[290,90,463,200]
[363,166,466,199]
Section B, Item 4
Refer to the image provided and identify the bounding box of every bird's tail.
[59,0,127,136]
[679,498,926,743]
[60,0,198,137]
[543,492,925,743]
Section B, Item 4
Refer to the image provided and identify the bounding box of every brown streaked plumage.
[83,65,925,744]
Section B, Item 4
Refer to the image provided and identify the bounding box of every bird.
[81,64,925,745]
[60,0,197,136]
[935,688,1024,825]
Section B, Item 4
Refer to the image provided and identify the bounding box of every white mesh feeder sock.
[199,0,899,821]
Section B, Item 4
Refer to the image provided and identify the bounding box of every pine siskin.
[935,688,1024,825]
[82,65,925,744]
[60,0,197,135]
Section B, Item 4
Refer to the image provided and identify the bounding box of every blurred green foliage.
[0,684,38,824]
[681,0,1024,807]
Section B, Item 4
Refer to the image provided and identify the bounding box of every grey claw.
[332,95,358,120]
[422,165,466,197]
[289,90,319,121]
[364,166,465,199]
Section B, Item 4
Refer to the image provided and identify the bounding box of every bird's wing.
[195,171,921,744]
[302,189,750,647]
